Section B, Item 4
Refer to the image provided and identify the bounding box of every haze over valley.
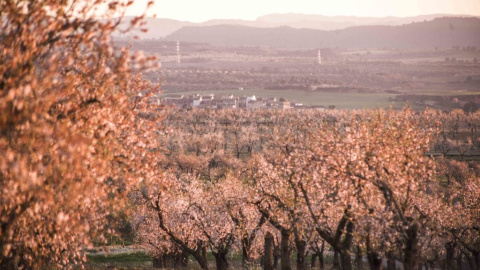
[115,14,480,111]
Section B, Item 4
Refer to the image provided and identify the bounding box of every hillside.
[255,13,473,29]
[112,14,478,39]
[165,17,480,49]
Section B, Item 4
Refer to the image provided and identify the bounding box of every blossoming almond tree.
[277,110,358,270]
[294,109,442,270]
[138,174,240,270]
[220,176,267,267]
[0,0,160,269]
[249,112,326,270]
[437,159,480,269]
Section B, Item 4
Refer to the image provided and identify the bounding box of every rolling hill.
[113,14,479,40]
[164,17,480,49]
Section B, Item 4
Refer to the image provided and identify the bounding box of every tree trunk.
[445,242,455,270]
[165,254,172,268]
[367,251,383,270]
[404,223,419,270]
[174,253,185,268]
[242,239,250,268]
[319,253,325,270]
[456,254,462,270]
[173,254,180,268]
[333,251,341,270]
[281,230,292,270]
[474,251,480,270]
[311,254,317,269]
[274,253,280,269]
[213,251,229,270]
[202,246,209,270]
[296,240,307,270]
[274,244,280,269]
[264,232,275,270]
[191,246,209,270]
[152,255,163,268]
[340,251,353,270]
[387,253,397,270]
[355,246,363,270]
[318,242,325,270]
[181,251,189,267]
[466,254,475,270]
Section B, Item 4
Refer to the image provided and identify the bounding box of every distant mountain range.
[255,13,472,29]
[163,17,480,49]
[114,13,479,40]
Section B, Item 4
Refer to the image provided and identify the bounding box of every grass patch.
[87,251,151,263]
[81,250,342,270]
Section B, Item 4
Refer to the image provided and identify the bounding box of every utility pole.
[176,41,181,64]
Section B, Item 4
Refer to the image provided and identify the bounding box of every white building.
[245,95,256,108]
[193,96,202,107]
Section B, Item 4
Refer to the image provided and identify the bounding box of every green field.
[404,88,480,96]
[162,88,480,111]
[83,251,153,269]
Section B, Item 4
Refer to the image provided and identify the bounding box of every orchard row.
[131,108,480,270]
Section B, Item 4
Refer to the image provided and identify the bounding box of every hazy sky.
[126,0,480,22]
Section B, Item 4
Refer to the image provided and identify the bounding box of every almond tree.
[184,179,238,270]
[136,175,210,270]
[291,111,357,270]
[286,109,441,270]
[135,170,270,270]
[0,0,159,269]
[221,176,266,268]
[249,111,324,270]
[437,159,480,269]
[308,235,327,270]
[142,174,247,270]
[132,210,187,269]
[452,175,480,270]
[339,110,439,270]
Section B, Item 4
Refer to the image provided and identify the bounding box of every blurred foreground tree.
[0,0,159,269]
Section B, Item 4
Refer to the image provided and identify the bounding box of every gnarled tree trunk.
[355,246,363,270]
[387,252,397,270]
[445,242,455,270]
[152,255,163,269]
[311,254,317,269]
[403,223,419,270]
[367,251,382,270]
[213,251,229,270]
[333,250,341,270]
[264,232,275,270]
[281,229,292,270]
[339,250,353,270]
[295,240,307,270]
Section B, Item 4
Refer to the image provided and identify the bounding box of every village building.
[158,93,307,110]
